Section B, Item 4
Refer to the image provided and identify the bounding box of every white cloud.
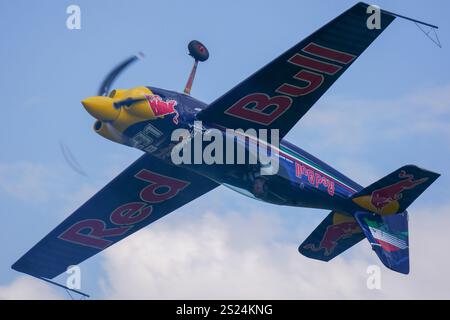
[333,159,381,187]
[0,276,62,300]
[0,153,138,212]
[287,84,450,153]
[283,83,450,191]
[100,210,366,299]
[0,162,60,203]
[3,204,448,299]
[378,205,450,299]
[98,204,450,299]
[58,183,100,216]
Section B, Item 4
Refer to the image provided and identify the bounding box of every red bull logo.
[353,171,428,215]
[304,221,361,256]
[58,169,190,249]
[303,213,361,256]
[145,94,179,124]
[370,171,427,210]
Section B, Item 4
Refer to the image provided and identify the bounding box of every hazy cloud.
[288,84,450,153]
[0,276,61,300]
[98,204,450,299]
[0,162,60,203]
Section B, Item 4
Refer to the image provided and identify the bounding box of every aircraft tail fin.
[354,211,410,274]
[299,210,412,274]
[300,165,439,274]
[349,165,439,274]
[351,165,440,215]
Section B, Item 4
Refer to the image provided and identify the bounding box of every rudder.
[355,211,410,274]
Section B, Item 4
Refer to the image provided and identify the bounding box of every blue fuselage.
[122,87,362,214]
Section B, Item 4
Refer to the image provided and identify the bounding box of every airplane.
[12,2,441,295]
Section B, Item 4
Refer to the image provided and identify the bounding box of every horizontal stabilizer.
[351,165,440,215]
[299,211,365,261]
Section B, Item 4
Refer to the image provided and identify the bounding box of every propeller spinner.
[81,41,209,143]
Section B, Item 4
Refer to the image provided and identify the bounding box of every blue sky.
[1,0,449,299]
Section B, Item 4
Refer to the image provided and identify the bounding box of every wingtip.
[136,52,145,60]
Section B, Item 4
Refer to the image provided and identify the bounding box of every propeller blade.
[98,52,144,96]
[113,97,147,108]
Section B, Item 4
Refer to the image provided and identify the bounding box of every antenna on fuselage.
[184,40,209,95]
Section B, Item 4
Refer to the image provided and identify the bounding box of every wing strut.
[381,8,438,29]
[38,276,90,299]
[380,5,441,48]
[413,23,442,48]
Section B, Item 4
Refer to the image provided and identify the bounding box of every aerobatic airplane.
[12,2,440,295]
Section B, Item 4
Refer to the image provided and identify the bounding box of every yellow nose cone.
[81,96,120,121]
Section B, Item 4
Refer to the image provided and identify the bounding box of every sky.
[0,0,449,299]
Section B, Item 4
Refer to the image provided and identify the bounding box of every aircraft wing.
[198,2,395,138]
[12,154,218,279]
[299,211,365,261]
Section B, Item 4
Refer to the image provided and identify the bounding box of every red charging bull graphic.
[145,94,179,124]
[303,221,361,256]
[370,171,428,211]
